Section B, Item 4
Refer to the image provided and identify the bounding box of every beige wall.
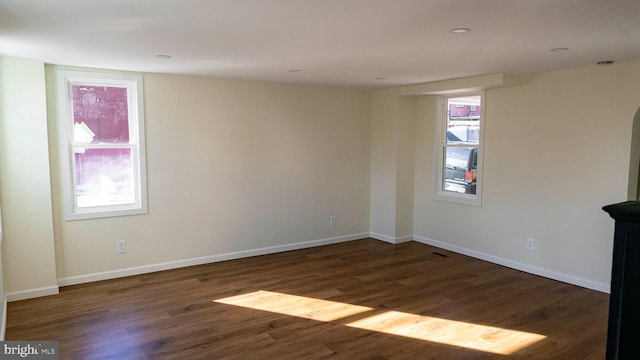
[3,56,640,298]
[0,58,58,299]
[369,93,400,240]
[45,67,372,282]
[372,61,640,291]
[395,97,416,240]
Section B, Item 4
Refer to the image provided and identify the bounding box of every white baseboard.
[6,286,59,302]
[369,232,396,244]
[395,235,413,243]
[413,235,610,293]
[12,232,609,302]
[369,233,413,244]
[57,233,369,288]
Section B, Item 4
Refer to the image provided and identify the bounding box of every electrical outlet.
[329,216,336,227]
[117,240,127,254]
[527,237,535,251]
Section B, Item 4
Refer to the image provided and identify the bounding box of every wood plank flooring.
[6,239,609,359]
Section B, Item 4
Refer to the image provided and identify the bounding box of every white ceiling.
[1,0,640,89]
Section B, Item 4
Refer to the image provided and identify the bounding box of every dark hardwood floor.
[6,239,608,359]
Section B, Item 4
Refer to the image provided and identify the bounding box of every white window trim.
[57,70,148,220]
[433,91,485,206]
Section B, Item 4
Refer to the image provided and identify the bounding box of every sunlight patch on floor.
[214,290,373,322]
[345,310,545,355]
[214,290,546,355]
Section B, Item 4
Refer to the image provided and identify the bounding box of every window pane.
[74,148,134,207]
[444,146,477,195]
[447,96,480,145]
[72,85,129,144]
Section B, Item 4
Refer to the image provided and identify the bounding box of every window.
[434,92,484,206]
[57,70,147,220]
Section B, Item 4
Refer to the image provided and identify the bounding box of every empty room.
[1,1,640,359]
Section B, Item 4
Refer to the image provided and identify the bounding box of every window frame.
[433,91,485,206]
[57,70,148,220]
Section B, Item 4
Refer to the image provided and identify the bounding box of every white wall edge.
[57,233,369,288]
[6,286,59,302]
[0,296,6,340]
[413,235,610,294]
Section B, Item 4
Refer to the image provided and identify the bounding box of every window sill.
[433,192,482,207]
